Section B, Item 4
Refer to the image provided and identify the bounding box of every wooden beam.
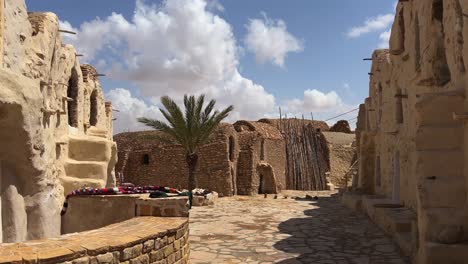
[76,54,84,57]
[394,94,408,98]
[363,58,372,61]
[94,74,106,77]
[59,29,76,35]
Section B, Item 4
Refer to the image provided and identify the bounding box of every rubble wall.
[115,124,239,196]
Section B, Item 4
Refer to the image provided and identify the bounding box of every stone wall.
[0,217,190,264]
[234,121,286,195]
[115,124,238,196]
[355,1,468,263]
[62,195,189,234]
[322,132,356,188]
[0,0,117,242]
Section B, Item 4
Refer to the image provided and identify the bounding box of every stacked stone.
[0,217,190,264]
[329,120,352,134]
[114,123,239,196]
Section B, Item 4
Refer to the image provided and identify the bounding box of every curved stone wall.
[0,217,189,264]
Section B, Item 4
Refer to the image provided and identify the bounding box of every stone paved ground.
[189,191,410,264]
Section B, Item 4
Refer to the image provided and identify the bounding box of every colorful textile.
[61,185,183,215]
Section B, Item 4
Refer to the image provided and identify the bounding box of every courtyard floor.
[189,191,410,264]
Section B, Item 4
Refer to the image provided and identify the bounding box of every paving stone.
[189,191,410,264]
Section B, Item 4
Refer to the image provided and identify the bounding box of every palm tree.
[137,94,234,192]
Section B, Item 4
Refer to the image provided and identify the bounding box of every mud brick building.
[0,0,117,242]
[348,1,468,263]
[115,124,239,196]
[233,120,287,195]
[115,118,345,197]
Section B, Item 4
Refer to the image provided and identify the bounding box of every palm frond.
[137,94,233,155]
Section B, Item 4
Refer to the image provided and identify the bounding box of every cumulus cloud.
[106,88,163,133]
[285,89,343,113]
[244,13,303,67]
[378,29,391,48]
[347,14,394,38]
[347,2,398,49]
[63,0,276,131]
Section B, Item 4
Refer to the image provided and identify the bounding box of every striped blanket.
[61,186,183,215]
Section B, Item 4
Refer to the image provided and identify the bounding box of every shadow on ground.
[273,194,410,264]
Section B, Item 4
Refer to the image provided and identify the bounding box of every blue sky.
[26,0,396,132]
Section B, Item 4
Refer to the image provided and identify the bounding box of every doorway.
[257,163,278,194]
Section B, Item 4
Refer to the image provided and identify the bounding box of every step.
[423,242,468,264]
[416,149,463,178]
[418,177,466,208]
[61,176,106,195]
[87,127,108,138]
[341,192,363,211]
[415,125,462,151]
[64,159,107,181]
[394,232,413,257]
[415,90,464,126]
[68,135,111,162]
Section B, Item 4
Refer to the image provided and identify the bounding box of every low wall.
[62,195,189,234]
[0,217,189,264]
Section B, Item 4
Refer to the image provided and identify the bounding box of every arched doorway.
[89,90,98,126]
[67,68,79,127]
[257,163,278,194]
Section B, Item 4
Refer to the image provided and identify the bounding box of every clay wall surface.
[0,0,117,242]
[234,121,286,195]
[115,124,238,196]
[322,132,356,188]
[355,1,468,262]
[0,217,189,264]
[62,195,189,234]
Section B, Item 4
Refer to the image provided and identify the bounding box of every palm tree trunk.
[186,153,199,191]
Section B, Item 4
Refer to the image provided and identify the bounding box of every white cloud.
[378,29,391,48]
[244,13,303,67]
[206,0,224,12]
[347,1,398,49]
[347,14,394,38]
[63,0,276,131]
[106,88,162,133]
[285,89,343,113]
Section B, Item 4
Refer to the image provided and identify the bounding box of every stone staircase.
[414,90,468,263]
[62,135,112,194]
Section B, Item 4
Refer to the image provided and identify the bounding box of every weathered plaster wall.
[0,0,117,242]
[234,121,286,195]
[62,195,189,234]
[322,132,356,188]
[115,124,239,196]
[356,1,468,262]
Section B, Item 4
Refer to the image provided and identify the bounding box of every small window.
[142,154,150,165]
